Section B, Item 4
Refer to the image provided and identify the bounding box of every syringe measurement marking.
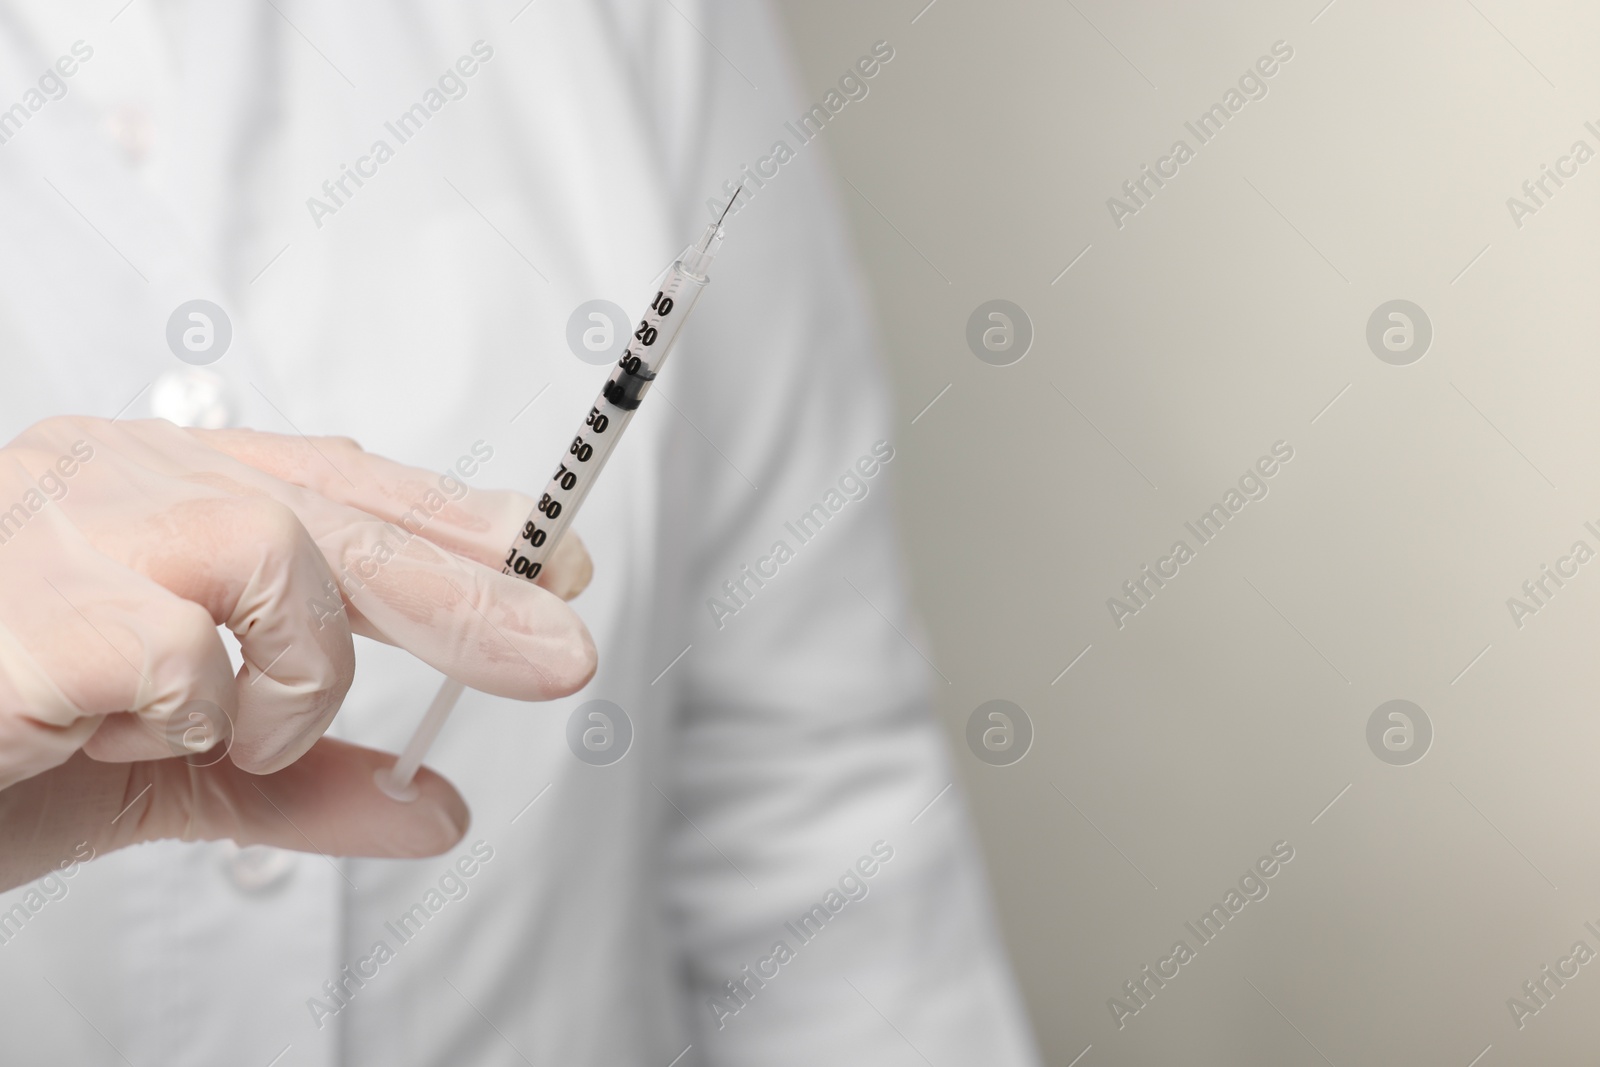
[503,286,681,580]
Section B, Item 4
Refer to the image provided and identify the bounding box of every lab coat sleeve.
[651,5,1040,1063]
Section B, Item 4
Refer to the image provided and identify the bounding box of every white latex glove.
[0,416,595,891]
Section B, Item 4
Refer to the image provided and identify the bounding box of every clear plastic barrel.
[502,239,715,582]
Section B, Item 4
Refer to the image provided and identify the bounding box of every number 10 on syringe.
[380,199,736,801]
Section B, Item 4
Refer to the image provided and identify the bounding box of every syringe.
[379,193,740,801]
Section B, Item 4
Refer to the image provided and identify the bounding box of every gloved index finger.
[185,428,591,599]
[185,429,513,559]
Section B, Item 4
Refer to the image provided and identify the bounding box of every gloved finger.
[77,493,358,775]
[0,740,467,894]
[316,517,597,701]
[0,517,236,785]
[538,531,593,602]
[187,427,593,600]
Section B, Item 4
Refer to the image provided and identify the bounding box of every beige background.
[777,1,1600,1064]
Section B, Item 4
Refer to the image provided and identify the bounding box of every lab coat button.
[220,843,297,893]
[151,367,234,428]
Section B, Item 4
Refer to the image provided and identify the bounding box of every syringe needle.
[699,185,744,251]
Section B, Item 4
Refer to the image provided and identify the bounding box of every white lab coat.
[0,2,1039,1064]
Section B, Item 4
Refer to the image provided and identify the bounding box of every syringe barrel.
[501,248,711,583]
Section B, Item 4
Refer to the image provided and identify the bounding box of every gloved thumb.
[0,740,468,893]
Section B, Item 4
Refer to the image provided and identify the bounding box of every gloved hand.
[0,416,596,892]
